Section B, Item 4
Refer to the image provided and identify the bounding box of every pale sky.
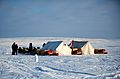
[0,0,120,38]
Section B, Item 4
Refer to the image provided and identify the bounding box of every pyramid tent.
[69,41,94,55]
[41,41,72,55]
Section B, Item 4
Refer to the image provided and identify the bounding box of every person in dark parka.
[15,44,18,55]
[12,42,18,55]
[29,43,33,55]
[12,42,16,55]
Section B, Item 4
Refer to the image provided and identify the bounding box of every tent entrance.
[71,48,82,55]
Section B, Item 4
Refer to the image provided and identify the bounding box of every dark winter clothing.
[12,42,18,55]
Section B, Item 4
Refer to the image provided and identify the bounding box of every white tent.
[81,42,94,55]
[41,41,72,55]
[69,41,94,55]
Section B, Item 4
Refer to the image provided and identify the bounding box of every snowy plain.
[0,37,120,79]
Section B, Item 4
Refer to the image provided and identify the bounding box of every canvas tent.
[69,40,94,55]
[41,41,72,55]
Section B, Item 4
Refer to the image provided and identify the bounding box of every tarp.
[41,41,62,50]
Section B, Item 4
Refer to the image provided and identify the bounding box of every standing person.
[15,44,18,55]
[12,42,16,55]
[29,43,33,55]
[68,40,74,47]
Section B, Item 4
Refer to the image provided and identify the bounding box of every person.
[29,43,33,55]
[15,44,18,55]
[12,42,18,55]
[68,40,74,48]
[12,42,16,55]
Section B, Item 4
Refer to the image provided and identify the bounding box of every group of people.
[12,42,37,55]
[12,42,18,55]
[11,42,46,55]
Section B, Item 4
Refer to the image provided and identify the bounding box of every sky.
[0,0,120,39]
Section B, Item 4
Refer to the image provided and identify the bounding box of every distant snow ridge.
[0,37,120,79]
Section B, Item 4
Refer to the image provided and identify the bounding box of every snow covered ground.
[0,37,120,79]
